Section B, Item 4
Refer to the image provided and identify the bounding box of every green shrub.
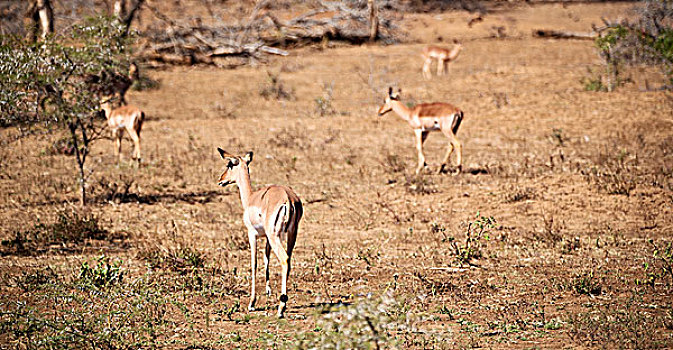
[78,255,124,288]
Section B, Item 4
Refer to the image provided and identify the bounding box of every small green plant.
[449,213,497,266]
[570,271,602,296]
[356,247,380,267]
[581,69,608,92]
[78,255,124,288]
[549,128,566,147]
[636,239,673,288]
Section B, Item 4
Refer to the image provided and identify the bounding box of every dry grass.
[1,1,672,348]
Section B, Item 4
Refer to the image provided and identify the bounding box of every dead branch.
[532,29,597,40]
[137,0,399,66]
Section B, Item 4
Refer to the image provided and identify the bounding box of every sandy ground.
[1,1,672,348]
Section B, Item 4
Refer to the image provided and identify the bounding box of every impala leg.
[267,234,290,318]
[247,230,258,311]
[437,57,444,76]
[415,130,429,175]
[114,130,123,163]
[453,137,463,174]
[439,141,455,174]
[264,240,271,296]
[422,59,432,80]
[128,129,141,162]
[440,129,462,174]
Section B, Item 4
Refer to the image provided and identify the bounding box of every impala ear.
[388,87,393,96]
[217,147,231,160]
[242,151,253,165]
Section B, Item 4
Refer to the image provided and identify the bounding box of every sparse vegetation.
[259,70,295,101]
[1,210,112,256]
[287,293,416,349]
[0,15,135,205]
[78,255,125,288]
[570,270,603,296]
[587,0,673,91]
[637,240,673,289]
[314,82,337,117]
[404,174,436,194]
[568,297,667,349]
[0,2,671,349]
[138,244,206,271]
[502,184,535,203]
[584,149,637,196]
[449,214,496,266]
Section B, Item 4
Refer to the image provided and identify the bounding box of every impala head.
[99,96,114,119]
[217,148,253,187]
[452,40,464,53]
[377,87,401,117]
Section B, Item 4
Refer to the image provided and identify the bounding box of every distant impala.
[217,148,303,318]
[100,98,144,162]
[378,87,464,174]
[422,42,463,80]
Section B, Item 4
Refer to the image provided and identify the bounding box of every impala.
[422,42,463,80]
[100,99,144,162]
[378,87,464,175]
[217,148,303,318]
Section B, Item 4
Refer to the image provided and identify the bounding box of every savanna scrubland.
[1,1,672,348]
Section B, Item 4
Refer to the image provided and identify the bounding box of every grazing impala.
[422,42,463,80]
[217,148,303,318]
[378,87,464,175]
[100,99,144,162]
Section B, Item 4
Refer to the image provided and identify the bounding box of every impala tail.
[273,199,303,241]
[137,111,145,131]
[451,110,463,135]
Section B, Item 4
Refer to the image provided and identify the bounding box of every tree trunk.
[69,122,87,206]
[368,0,378,42]
[113,0,145,37]
[24,0,53,42]
[37,0,53,41]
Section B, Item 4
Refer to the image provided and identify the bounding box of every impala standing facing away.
[100,99,144,162]
[378,87,464,175]
[422,42,463,80]
[217,149,303,318]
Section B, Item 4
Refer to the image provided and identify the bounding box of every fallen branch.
[137,0,399,66]
[532,29,597,40]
